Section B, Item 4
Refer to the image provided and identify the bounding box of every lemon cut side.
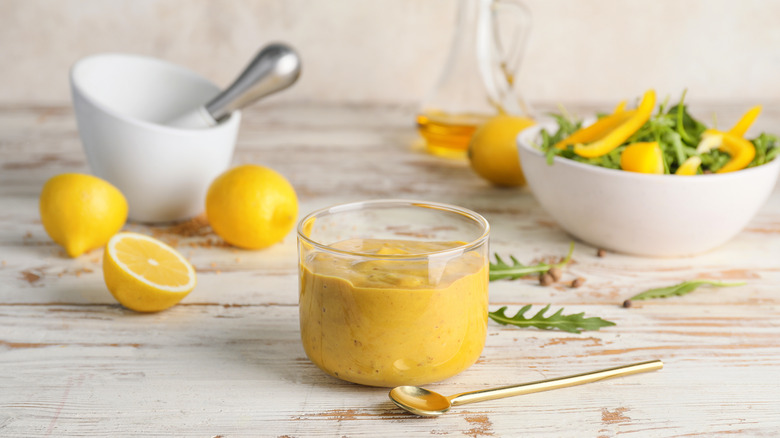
[103,232,196,312]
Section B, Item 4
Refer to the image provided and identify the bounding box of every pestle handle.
[207,43,301,121]
[166,43,301,128]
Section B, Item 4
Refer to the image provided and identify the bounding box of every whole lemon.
[468,115,535,187]
[205,164,298,249]
[39,173,128,257]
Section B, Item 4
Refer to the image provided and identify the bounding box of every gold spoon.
[389,359,663,417]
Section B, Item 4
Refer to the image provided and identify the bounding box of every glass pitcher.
[417,0,533,158]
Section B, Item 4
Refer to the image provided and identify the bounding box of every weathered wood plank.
[1,303,778,436]
[1,103,779,436]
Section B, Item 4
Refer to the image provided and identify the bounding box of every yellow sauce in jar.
[299,238,488,387]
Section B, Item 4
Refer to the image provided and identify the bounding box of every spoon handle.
[449,359,663,406]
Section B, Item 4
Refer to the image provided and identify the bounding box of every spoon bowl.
[389,359,663,417]
[389,386,453,417]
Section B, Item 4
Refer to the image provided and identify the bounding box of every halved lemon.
[103,232,196,312]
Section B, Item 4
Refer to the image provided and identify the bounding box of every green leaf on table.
[489,242,574,282]
[628,279,746,301]
[488,305,616,334]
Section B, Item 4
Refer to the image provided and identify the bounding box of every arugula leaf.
[628,279,746,301]
[489,242,574,281]
[489,305,616,334]
[663,131,687,169]
[750,133,780,167]
[537,111,581,161]
[699,148,730,172]
[667,96,707,145]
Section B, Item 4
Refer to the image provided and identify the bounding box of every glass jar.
[297,200,490,387]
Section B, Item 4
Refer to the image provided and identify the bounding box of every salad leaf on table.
[488,244,616,333]
[489,305,616,334]
[626,279,746,302]
[489,242,574,281]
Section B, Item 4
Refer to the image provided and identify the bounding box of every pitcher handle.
[487,0,532,116]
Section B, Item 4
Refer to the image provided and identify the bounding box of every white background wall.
[2,0,780,107]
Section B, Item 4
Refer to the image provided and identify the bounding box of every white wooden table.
[2,102,779,436]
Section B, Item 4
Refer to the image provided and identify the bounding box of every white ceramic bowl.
[517,123,780,257]
[70,53,241,223]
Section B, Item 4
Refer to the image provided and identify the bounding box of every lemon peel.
[467,115,535,187]
[39,173,127,257]
[206,164,299,249]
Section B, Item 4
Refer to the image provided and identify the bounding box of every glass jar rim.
[297,199,490,259]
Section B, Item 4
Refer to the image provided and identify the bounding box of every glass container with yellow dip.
[297,200,490,387]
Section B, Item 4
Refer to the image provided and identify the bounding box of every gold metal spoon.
[389,359,663,417]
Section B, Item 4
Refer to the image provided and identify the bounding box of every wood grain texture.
[1,103,779,437]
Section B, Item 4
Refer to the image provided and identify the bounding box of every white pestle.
[165,43,301,129]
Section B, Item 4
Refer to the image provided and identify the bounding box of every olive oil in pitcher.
[417,0,533,158]
[416,112,491,158]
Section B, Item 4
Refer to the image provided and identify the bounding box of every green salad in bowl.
[516,89,780,256]
[537,89,779,175]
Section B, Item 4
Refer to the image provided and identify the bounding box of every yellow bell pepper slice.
[717,132,756,173]
[696,129,756,173]
[696,129,722,154]
[554,109,636,150]
[728,105,762,137]
[675,156,701,176]
[612,100,627,113]
[553,100,633,150]
[620,141,665,174]
[693,105,760,174]
[574,90,657,158]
